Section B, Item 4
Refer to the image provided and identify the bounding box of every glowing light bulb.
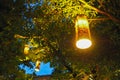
[35,60,40,72]
[24,45,29,54]
[76,39,92,49]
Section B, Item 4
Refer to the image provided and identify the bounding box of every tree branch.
[79,0,120,23]
[88,18,109,21]
[14,34,41,39]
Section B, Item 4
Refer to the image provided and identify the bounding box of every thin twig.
[79,0,120,23]
[88,18,109,21]
[14,34,41,39]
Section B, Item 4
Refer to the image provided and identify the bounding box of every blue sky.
[35,62,54,76]
[19,62,54,76]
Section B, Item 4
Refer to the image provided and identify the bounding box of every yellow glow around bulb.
[76,17,89,28]
[77,19,88,25]
[76,39,92,49]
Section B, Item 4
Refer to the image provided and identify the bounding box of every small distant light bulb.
[76,39,92,49]
[24,45,29,54]
[35,60,40,72]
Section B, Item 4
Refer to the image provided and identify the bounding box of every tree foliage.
[0,0,120,80]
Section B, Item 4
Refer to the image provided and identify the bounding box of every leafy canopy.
[0,0,120,80]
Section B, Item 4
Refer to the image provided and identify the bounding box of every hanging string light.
[75,15,92,49]
[35,60,41,72]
